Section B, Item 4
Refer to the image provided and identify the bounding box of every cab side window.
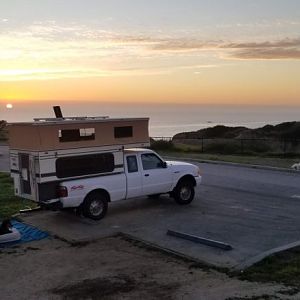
[141,153,164,170]
[127,155,138,173]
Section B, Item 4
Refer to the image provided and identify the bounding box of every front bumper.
[195,175,202,186]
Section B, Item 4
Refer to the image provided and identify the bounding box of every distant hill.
[173,121,300,140]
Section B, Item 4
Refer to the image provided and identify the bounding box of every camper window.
[56,153,114,178]
[59,128,95,142]
[114,126,133,138]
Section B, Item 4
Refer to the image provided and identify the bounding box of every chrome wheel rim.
[90,199,103,216]
[180,186,191,201]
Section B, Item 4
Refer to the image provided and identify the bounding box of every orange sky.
[1,61,299,106]
[1,1,300,106]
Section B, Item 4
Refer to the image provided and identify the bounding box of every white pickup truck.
[56,148,202,220]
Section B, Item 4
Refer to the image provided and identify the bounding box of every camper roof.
[8,117,149,126]
[8,116,150,151]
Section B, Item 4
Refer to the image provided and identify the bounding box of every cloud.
[2,21,300,60]
[223,38,300,49]
[1,21,300,82]
[231,47,300,60]
[0,64,221,82]
[151,39,219,52]
[224,38,300,60]
[0,67,173,82]
[150,37,300,60]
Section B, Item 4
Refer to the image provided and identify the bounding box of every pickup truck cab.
[57,148,201,220]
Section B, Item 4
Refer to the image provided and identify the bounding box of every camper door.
[19,153,36,200]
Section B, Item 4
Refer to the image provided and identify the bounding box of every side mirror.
[162,161,167,168]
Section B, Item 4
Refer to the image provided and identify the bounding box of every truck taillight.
[57,186,68,198]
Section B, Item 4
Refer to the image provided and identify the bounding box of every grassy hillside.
[173,121,300,140]
[170,122,300,155]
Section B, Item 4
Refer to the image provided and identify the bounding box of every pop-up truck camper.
[9,108,201,220]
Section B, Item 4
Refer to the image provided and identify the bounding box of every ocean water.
[1,101,299,137]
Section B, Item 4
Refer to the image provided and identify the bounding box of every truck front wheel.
[83,192,108,220]
[173,181,195,205]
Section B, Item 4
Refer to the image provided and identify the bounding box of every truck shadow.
[60,195,179,225]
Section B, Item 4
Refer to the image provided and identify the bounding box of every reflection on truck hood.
[166,160,195,167]
[166,160,199,175]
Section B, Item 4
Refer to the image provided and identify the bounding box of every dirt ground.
[0,235,299,300]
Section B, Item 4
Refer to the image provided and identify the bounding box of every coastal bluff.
[173,121,300,140]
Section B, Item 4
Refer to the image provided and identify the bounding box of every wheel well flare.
[177,175,196,187]
[85,189,111,202]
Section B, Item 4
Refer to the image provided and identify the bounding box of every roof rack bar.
[33,116,109,122]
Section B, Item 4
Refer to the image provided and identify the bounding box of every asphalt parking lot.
[15,156,300,269]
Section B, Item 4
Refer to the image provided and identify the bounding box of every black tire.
[82,192,108,220]
[173,181,195,205]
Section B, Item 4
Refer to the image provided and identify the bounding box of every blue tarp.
[0,219,49,247]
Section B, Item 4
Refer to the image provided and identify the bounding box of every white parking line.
[291,195,300,199]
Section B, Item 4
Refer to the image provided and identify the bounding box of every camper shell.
[8,116,149,203]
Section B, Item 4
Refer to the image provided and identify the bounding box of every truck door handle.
[144,174,149,177]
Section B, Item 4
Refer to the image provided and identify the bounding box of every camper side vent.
[59,128,95,142]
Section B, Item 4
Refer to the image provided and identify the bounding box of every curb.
[163,156,300,174]
[234,240,300,271]
[118,232,229,273]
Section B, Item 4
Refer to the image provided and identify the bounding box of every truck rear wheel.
[173,181,195,205]
[83,192,108,220]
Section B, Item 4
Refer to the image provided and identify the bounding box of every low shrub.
[150,139,175,151]
[203,142,240,154]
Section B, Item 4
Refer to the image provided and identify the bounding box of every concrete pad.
[20,198,237,269]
